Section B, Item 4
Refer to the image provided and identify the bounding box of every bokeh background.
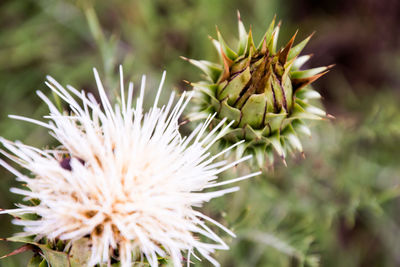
[1,0,400,266]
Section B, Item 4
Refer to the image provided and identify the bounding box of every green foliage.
[0,0,399,266]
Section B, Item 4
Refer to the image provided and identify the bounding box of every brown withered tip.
[219,46,232,82]
[279,30,298,64]
[182,80,191,85]
[179,56,189,61]
[326,64,336,70]
[301,152,306,159]
[292,70,330,92]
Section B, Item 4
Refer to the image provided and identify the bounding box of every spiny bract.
[183,12,332,167]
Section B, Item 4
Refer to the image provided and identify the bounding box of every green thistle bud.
[183,12,332,167]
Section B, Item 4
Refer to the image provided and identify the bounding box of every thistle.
[0,67,260,267]
[183,12,332,167]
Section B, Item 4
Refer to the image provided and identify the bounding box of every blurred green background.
[1,0,400,266]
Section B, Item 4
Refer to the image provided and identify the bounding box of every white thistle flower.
[0,67,260,267]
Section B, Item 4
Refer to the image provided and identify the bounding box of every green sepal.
[290,102,322,120]
[184,58,222,83]
[292,55,312,70]
[271,24,280,54]
[290,66,329,79]
[282,75,293,111]
[265,145,275,165]
[239,94,267,128]
[219,99,241,127]
[282,124,303,152]
[263,109,287,134]
[235,142,250,159]
[287,34,313,61]
[245,28,257,56]
[192,83,219,97]
[223,128,244,143]
[296,88,321,100]
[267,133,285,157]
[296,99,326,117]
[270,71,286,111]
[292,119,312,136]
[257,16,276,50]
[218,66,251,105]
[253,143,268,168]
[217,30,238,61]
[244,124,261,141]
[237,14,248,56]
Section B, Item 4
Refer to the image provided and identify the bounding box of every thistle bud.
[184,12,332,167]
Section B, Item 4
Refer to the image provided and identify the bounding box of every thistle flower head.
[0,67,259,266]
[184,12,332,167]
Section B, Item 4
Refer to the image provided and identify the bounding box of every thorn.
[279,30,298,64]
[292,70,330,92]
[0,244,35,259]
[179,119,190,126]
[308,31,316,40]
[327,114,336,119]
[281,157,287,167]
[215,25,220,34]
[326,64,336,70]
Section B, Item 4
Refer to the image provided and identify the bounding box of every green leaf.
[6,235,36,244]
[69,238,92,267]
[6,235,69,267]
[37,244,69,267]
[27,255,46,267]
